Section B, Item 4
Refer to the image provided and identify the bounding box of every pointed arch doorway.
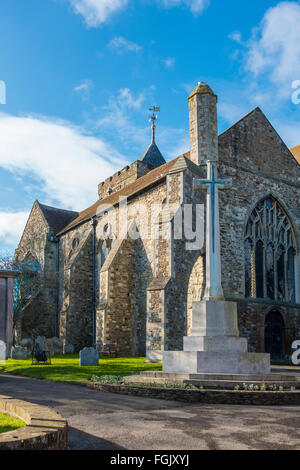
[264,309,285,360]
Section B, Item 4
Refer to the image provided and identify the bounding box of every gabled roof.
[58,157,180,235]
[57,154,205,236]
[140,142,166,167]
[290,145,300,164]
[37,202,78,234]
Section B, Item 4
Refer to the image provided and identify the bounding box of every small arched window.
[97,236,115,268]
[244,196,296,302]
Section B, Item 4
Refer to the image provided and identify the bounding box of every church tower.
[188,82,218,165]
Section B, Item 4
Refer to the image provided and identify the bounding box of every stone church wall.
[14,203,58,340]
[218,109,300,300]
[96,182,166,356]
[217,109,300,354]
[59,222,93,351]
[237,300,300,357]
[98,160,152,200]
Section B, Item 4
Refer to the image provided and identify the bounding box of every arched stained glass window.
[244,196,296,302]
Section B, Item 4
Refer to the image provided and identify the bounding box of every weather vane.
[149,105,160,144]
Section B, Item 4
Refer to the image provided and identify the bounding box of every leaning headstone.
[36,336,46,351]
[0,340,6,362]
[44,337,63,356]
[79,347,99,366]
[11,346,28,360]
[64,343,74,354]
[20,338,33,353]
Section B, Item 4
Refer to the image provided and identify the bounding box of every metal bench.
[31,341,51,365]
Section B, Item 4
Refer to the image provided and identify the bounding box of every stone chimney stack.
[188,82,218,165]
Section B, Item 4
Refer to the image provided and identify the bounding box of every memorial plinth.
[163,300,270,375]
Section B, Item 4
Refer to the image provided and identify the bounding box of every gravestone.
[0,340,6,362]
[11,346,28,360]
[64,343,74,354]
[0,270,19,360]
[44,337,63,356]
[79,347,99,366]
[20,338,33,353]
[36,336,46,351]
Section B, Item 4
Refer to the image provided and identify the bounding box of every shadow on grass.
[0,413,26,434]
[0,355,162,385]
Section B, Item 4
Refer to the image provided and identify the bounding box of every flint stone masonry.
[79,347,99,366]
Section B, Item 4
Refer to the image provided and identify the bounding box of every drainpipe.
[90,218,97,345]
[55,237,60,338]
[49,232,59,337]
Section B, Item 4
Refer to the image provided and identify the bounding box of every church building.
[15,83,300,363]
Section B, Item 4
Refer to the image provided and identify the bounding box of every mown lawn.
[0,355,162,385]
[0,413,26,434]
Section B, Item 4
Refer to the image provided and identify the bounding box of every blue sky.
[0,0,300,254]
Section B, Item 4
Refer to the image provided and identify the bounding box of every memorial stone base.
[163,300,270,375]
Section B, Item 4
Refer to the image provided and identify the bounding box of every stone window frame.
[97,235,115,268]
[244,195,297,303]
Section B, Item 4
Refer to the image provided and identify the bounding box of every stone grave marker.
[79,347,99,366]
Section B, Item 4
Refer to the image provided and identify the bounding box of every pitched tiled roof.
[140,142,166,167]
[38,202,78,234]
[57,157,182,235]
[290,145,300,164]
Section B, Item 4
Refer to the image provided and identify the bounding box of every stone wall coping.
[0,271,20,279]
[88,382,300,406]
[0,395,68,450]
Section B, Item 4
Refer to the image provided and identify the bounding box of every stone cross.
[194,161,232,300]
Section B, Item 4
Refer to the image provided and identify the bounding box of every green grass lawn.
[0,355,162,385]
[0,413,26,434]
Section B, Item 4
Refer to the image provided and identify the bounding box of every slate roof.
[290,145,300,164]
[140,142,166,168]
[37,202,79,234]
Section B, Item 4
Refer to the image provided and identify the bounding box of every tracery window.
[244,196,296,303]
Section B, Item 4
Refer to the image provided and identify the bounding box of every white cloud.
[0,113,126,211]
[161,0,210,15]
[229,30,243,45]
[97,88,148,153]
[117,88,145,110]
[162,57,176,69]
[108,36,141,53]
[73,79,93,101]
[0,211,29,248]
[68,0,129,27]
[246,1,300,89]
[97,87,188,159]
[67,0,209,26]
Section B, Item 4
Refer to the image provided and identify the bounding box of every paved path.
[1,372,300,450]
